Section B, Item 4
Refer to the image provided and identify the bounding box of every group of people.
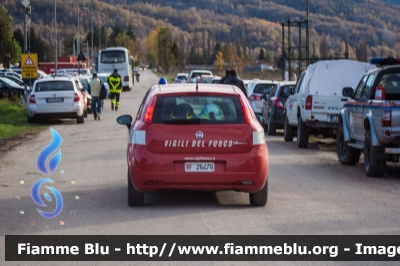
[89,69,122,121]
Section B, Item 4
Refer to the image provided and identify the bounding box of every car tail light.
[305,95,312,110]
[273,98,284,110]
[249,94,261,101]
[74,92,80,102]
[142,96,157,124]
[29,94,36,103]
[124,76,129,82]
[239,96,252,124]
[382,110,391,127]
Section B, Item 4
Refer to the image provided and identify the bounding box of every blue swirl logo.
[31,178,63,219]
[32,128,63,219]
[37,128,62,175]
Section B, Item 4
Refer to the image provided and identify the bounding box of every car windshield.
[101,51,126,63]
[35,81,74,92]
[0,78,20,87]
[254,84,276,95]
[201,77,213,83]
[152,95,245,124]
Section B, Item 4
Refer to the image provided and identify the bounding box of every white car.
[173,73,189,83]
[27,77,85,124]
[187,70,213,83]
[57,68,91,76]
[0,71,23,80]
[246,79,279,114]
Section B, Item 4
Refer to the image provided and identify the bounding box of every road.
[0,70,399,266]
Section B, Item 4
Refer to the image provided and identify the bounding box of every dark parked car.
[0,77,28,101]
[261,81,296,135]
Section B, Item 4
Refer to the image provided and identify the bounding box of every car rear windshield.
[35,81,74,92]
[379,73,400,100]
[152,95,246,124]
[191,72,211,78]
[254,83,276,95]
[279,85,295,98]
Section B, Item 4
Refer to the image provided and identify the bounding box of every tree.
[109,24,124,47]
[126,24,136,41]
[146,26,161,69]
[258,48,266,60]
[215,51,224,71]
[0,6,21,67]
[115,33,135,55]
[157,26,174,73]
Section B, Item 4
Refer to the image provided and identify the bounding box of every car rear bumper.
[128,145,269,193]
[271,108,285,126]
[28,104,83,118]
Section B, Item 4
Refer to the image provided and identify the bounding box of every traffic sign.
[21,53,38,79]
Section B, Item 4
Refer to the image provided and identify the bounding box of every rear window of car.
[279,85,295,98]
[191,72,212,78]
[152,95,245,124]
[379,73,400,99]
[35,81,74,92]
[254,83,276,95]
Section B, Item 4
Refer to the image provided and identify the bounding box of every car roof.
[278,81,296,86]
[149,84,241,95]
[36,76,76,82]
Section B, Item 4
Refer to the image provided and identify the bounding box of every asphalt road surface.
[0,70,399,266]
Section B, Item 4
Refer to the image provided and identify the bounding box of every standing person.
[89,73,102,121]
[107,69,122,111]
[224,69,247,97]
[219,69,230,84]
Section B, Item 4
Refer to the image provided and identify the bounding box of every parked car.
[2,75,25,86]
[0,71,23,80]
[284,60,376,148]
[247,79,279,115]
[77,76,92,115]
[187,70,213,83]
[27,77,85,124]
[57,68,91,76]
[173,73,189,83]
[0,77,28,101]
[117,83,269,206]
[337,57,400,177]
[211,76,222,84]
[261,81,296,135]
[198,75,216,83]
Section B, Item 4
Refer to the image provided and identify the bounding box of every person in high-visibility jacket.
[107,69,122,111]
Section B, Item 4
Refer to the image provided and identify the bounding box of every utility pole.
[306,0,310,67]
[54,0,58,76]
[77,0,80,57]
[91,0,93,71]
[21,0,31,104]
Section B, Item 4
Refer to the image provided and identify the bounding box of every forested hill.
[3,0,400,61]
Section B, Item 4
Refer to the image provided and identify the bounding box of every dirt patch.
[0,132,41,159]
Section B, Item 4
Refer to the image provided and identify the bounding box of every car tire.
[84,109,88,118]
[77,114,84,124]
[364,129,385,177]
[284,114,294,142]
[297,116,309,148]
[267,114,276,136]
[27,115,35,123]
[249,179,268,207]
[127,171,144,206]
[336,126,360,165]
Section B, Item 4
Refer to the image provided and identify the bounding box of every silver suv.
[336,58,400,177]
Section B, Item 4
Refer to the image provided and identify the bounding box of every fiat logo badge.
[195,131,204,140]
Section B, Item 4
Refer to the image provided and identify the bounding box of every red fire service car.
[117,83,269,206]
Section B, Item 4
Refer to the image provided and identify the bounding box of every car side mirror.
[342,87,354,97]
[117,115,133,129]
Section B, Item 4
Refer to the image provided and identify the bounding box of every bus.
[97,47,134,91]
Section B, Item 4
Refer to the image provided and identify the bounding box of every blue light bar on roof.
[370,57,400,65]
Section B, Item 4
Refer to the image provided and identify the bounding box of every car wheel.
[27,115,35,123]
[77,114,84,124]
[364,129,385,177]
[84,109,88,118]
[267,113,276,136]
[249,179,268,207]
[336,126,360,165]
[127,171,144,206]
[283,114,294,142]
[297,116,309,148]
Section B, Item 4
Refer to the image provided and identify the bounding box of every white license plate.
[46,97,64,103]
[185,162,215,172]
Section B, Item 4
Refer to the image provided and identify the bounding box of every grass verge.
[0,99,45,140]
